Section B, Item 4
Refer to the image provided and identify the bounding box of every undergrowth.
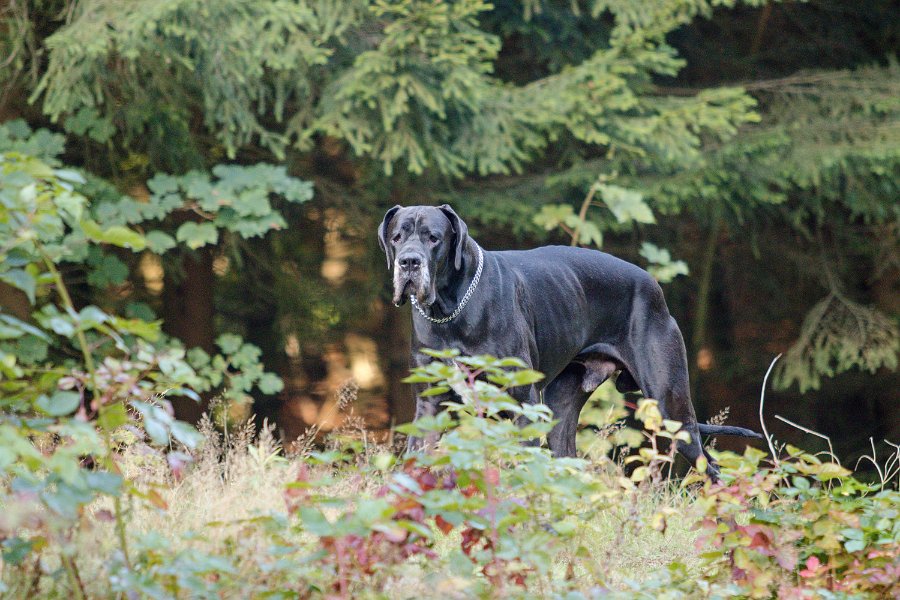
[2,353,899,598]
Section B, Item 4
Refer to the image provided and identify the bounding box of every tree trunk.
[377,303,415,425]
[689,218,721,420]
[163,248,216,423]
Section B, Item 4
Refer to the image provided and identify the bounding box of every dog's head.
[377,204,469,307]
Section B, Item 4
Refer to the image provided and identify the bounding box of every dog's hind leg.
[630,318,720,480]
[544,363,597,458]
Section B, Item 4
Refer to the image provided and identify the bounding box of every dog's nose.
[399,255,422,271]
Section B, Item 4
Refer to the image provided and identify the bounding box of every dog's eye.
[391,233,402,244]
[429,235,440,244]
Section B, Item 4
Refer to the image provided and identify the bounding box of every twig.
[759,354,781,465]
[570,178,600,247]
[854,438,885,486]
[773,414,839,465]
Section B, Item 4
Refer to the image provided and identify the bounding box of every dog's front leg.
[510,384,543,448]
[406,394,443,453]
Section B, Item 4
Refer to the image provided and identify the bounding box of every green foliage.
[696,446,900,597]
[317,0,502,175]
[775,292,900,393]
[0,119,66,162]
[28,0,758,177]
[6,1,897,401]
[0,149,291,593]
[33,0,350,159]
[1,5,898,595]
[144,164,314,247]
[640,242,689,283]
[3,351,899,596]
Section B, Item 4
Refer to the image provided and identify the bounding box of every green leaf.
[48,315,75,336]
[145,230,177,253]
[577,220,603,248]
[35,391,81,416]
[78,305,110,327]
[84,471,123,495]
[0,314,50,341]
[175,221,219,249]
[533,204,574,230]
[597,184,655,224]
[86,252,129,287]
[0,269,37,304]
[98,402,128,430]
[80,220,146,250]
[640,242,689,283]
[420,385,450,397]
[1,537,36,565]
[257,372,284,394]
[170,421,204,450]
[143,416,169,446]
[551,520,578,535]
[111,317,161,341]
[299,507,334,536]
[508,369,545,386]
[216,333,243,354]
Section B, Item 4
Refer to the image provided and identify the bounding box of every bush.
[5,339,898,597]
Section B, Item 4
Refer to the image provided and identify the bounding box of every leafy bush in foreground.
[4,343,898,598]
[0,148,289,596]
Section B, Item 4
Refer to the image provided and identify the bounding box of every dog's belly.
[412,245,661,388]
[500,248,647,380]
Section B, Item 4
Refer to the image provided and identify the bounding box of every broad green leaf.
[420,385,450,397]
[533,204,574,230]
[597,184,655,224]
[175,221,218,249]
[35,391,81,416]
[0,314,50,341]
[0,269,37,304]
[216,333,243,354]
[80,220,146,250]
[299,507,334,536]
[170,421,204,450]
[47,315,75,336]
[84,471,123,495]
[145,230,177,253]
[257,372,284,394]
[98,402,128,430]
[111,317,161,341]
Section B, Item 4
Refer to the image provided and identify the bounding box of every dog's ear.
[439,204,468,270]
[377,205,402,269]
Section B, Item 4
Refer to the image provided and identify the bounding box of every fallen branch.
[759,354,781,465]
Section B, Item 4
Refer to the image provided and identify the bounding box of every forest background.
[1,0,897,466]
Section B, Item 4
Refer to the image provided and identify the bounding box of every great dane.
[379,204,761,479]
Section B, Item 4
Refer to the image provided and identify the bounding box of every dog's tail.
[698,424,764,439]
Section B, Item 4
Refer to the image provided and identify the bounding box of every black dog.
[379,204,761,479]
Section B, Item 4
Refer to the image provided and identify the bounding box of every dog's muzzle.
[393,252,432,307]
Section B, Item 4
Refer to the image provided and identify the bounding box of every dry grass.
[55,389,705,598]
[80,435,698,596]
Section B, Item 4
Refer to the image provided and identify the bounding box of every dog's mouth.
[392,272,434,308]
[394,280,416,306]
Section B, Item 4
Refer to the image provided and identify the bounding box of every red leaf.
[146,489,168,510]
[799,556,821,578]
[435,515,454,535]
[485,467,500,486]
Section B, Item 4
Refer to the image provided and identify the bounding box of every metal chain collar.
[410,246,484,324]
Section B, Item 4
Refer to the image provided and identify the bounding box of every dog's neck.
[428,238,482,320]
